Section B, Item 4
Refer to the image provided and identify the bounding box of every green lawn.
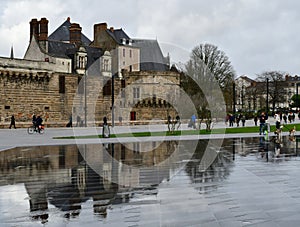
[53,123,300,140]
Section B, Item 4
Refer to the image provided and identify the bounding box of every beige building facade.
[0,17,179,128]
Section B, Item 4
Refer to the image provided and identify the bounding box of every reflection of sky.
[0,184,29,220]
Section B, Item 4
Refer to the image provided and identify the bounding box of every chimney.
[94,22,107,41]
[39,17,48,41]
[69,23,82,46]
[110,27,114,32]
[29,18,39,41]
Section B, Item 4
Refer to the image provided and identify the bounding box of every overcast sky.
[0,0,299,78]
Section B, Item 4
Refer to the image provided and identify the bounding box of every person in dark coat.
[9,115,16,129]
[103,116,108,125]
[35,116,43,132]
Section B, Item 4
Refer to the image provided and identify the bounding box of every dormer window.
[103,59,110,71]
[76,47,87,72]
[78,56,86,69]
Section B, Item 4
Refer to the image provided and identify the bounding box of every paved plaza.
[1,118,300,226]
[0,117,299,151]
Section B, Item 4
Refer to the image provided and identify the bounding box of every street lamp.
[111,73,118,127]
[296,83,300,111]
[84,58,88,127]
[266,78,269,114]
[232,82,236,114]
[84,68,87,127]
[241,84,244,111]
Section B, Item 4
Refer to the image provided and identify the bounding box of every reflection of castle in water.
[0,141,181,222]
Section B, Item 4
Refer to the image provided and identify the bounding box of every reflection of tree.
[185,140,233,194]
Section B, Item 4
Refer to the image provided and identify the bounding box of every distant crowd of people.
[226,110,299,135]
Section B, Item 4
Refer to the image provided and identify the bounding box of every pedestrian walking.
[254,115,258,126]
[259,112,267,135]
[102,116,110,138]
[229,114,234,127]
[191,114,196,129]
[241,115,246,127]
[175,115,181,130]
[76,115,81,127]
[9,115,16,129]
[283,114,287,124]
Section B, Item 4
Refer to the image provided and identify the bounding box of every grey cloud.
[0,0,299,78]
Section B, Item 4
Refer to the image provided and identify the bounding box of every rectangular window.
[129,49,132,58]
[123,48,125,57]
[133,87,140,99]
[59,75,65,94]
[121,79,126,88]
[103,79,112,96]
[103,59,109,71]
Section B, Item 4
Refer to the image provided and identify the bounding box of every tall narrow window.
[133,87,140,99]
[123,48,125,57]
[103,79,112,96]
[59,75,65,94]
[129,49,132,58]
[103,59,109,71]
[121,79,126,88]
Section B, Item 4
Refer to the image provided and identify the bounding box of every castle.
[0,17,181,128]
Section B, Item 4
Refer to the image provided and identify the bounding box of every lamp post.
[241,84,244,111]
[84,70,87,127]
[233,82,236,114]
[296,83,300,111]
[266,78,269,114]
[111,73,117,127]
[84,62,88,127]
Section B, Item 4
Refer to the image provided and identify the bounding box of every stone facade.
[117,70,180,122]
[0,17,180,128]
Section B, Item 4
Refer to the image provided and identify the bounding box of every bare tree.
[256,71,287,113]
[181,43,232,129]
[187,43,236,89]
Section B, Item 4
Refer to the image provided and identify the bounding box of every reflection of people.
[9,115,16,129]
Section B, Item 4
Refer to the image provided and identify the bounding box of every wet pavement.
[0,135,300,226]
[1,120,300,226]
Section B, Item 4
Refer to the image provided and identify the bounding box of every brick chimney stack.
[30,18,39,41]
[39,17,48,41]
[69,23,82,46]
[93,23,108,47]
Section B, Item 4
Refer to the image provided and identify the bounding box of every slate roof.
[48,40,75,58]
[132,39,169,71]
[46,19,103,70]
[106,28,130,44]
[48,19,91,46]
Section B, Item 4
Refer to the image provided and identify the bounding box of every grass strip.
[53,123,300,140]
